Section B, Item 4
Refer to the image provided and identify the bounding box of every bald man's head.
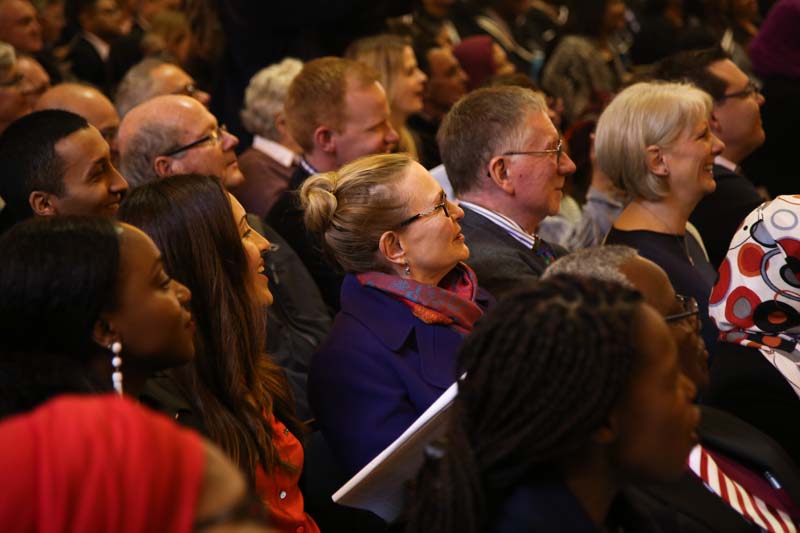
[118,95,241,188]
[36,83,119,144]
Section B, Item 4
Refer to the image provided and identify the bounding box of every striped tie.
[688,445,797,533]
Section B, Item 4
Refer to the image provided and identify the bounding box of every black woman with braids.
[405,275,700,532]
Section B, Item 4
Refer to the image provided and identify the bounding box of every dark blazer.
[259,223,331,421]
[704,342,800,461]
[630,406,800,532]
[460,205,566,300]
[67,35,112,93]
[690,164,763,270]
[108,22,144,85]
[267,164,344,312]
[235,146,296,219]
[308,274,491,476]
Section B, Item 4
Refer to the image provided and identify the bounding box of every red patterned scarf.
[356,263,483,335]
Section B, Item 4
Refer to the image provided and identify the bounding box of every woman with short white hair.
[597,81,724,353]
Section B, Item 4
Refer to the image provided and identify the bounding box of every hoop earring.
[109,341,123,397]
[404,261,411,276]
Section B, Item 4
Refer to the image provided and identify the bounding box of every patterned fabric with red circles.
[708,195,800,398]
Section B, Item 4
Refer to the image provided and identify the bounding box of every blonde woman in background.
[346,34,427,160]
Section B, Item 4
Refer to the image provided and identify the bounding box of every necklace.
[637,202,695,267]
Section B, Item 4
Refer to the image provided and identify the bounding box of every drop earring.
[109,341,123,397]
[404,261,411,276]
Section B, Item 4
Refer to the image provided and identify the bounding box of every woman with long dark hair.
[406,275,699,532]
[118,174,317,532]
[0,215,195,418]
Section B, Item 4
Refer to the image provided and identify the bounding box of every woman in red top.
[119,174,318,532]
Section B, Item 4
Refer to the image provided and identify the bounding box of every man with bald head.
[35,82,119,161]
[117,94,241,188]
[544,246,800,531]
[115,58,210,118]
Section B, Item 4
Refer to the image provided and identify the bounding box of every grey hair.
[595,81,713,201]
[241,57,303,140]
[0,41,16,71]
[438,86,548,197]
[543,245,638,289]
[119,121,183,187]
[114,58,168,118]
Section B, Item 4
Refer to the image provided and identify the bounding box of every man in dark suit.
[547,246,800,532]
[437,85,576,300]
[67,0,124,94]
[650,47,766,269]
[269,57,399,311]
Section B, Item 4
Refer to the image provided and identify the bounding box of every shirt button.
[283,428,289,436]
[279,490,287,500]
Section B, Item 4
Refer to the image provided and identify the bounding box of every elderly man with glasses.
[116,94,241,188]
[437,85,576,300]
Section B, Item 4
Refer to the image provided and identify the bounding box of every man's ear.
[709,108,723,136]
[378,230,406,271]
[29,190,57,216]
[91,315,118,351]
[487,155,515,194]
[313,125,335,154]
[153,155,175,178]
[645,145,670,177]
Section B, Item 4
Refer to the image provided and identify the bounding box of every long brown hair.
[118,174,301,480]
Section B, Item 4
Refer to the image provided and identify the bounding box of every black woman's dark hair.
[0,110,89,233]
[118,174,301,482]
[0,216,121,417]
[405,275,644,532]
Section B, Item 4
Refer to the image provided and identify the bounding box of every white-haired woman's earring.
[109,341,123,397]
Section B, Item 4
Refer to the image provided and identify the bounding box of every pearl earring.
[109,341,123,397]
[404,261,411,276]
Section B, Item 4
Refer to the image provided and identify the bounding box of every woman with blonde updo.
[301,153,492,476]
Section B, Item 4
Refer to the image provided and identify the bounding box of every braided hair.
[405,275,644,532]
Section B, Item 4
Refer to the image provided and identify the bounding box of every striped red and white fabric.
[688,445,798,533]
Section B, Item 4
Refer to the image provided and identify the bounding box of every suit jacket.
[460,205,567,300]
[690,164,763,270]
[308,273,491,476]
[67,35,112,93]
[704,342,800,461]
[108,22,144,85]
[267,164,344,312]
[628,405,800,532]
[235,146,296,219]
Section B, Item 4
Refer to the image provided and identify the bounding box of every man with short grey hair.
[114,57,209,118]
[438,85,576,299]
[235,57,303,218]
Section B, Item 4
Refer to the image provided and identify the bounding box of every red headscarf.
[0,395,206,533]
[453,35,497,90]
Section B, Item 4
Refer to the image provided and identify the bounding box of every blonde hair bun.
[300,171,339,234]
